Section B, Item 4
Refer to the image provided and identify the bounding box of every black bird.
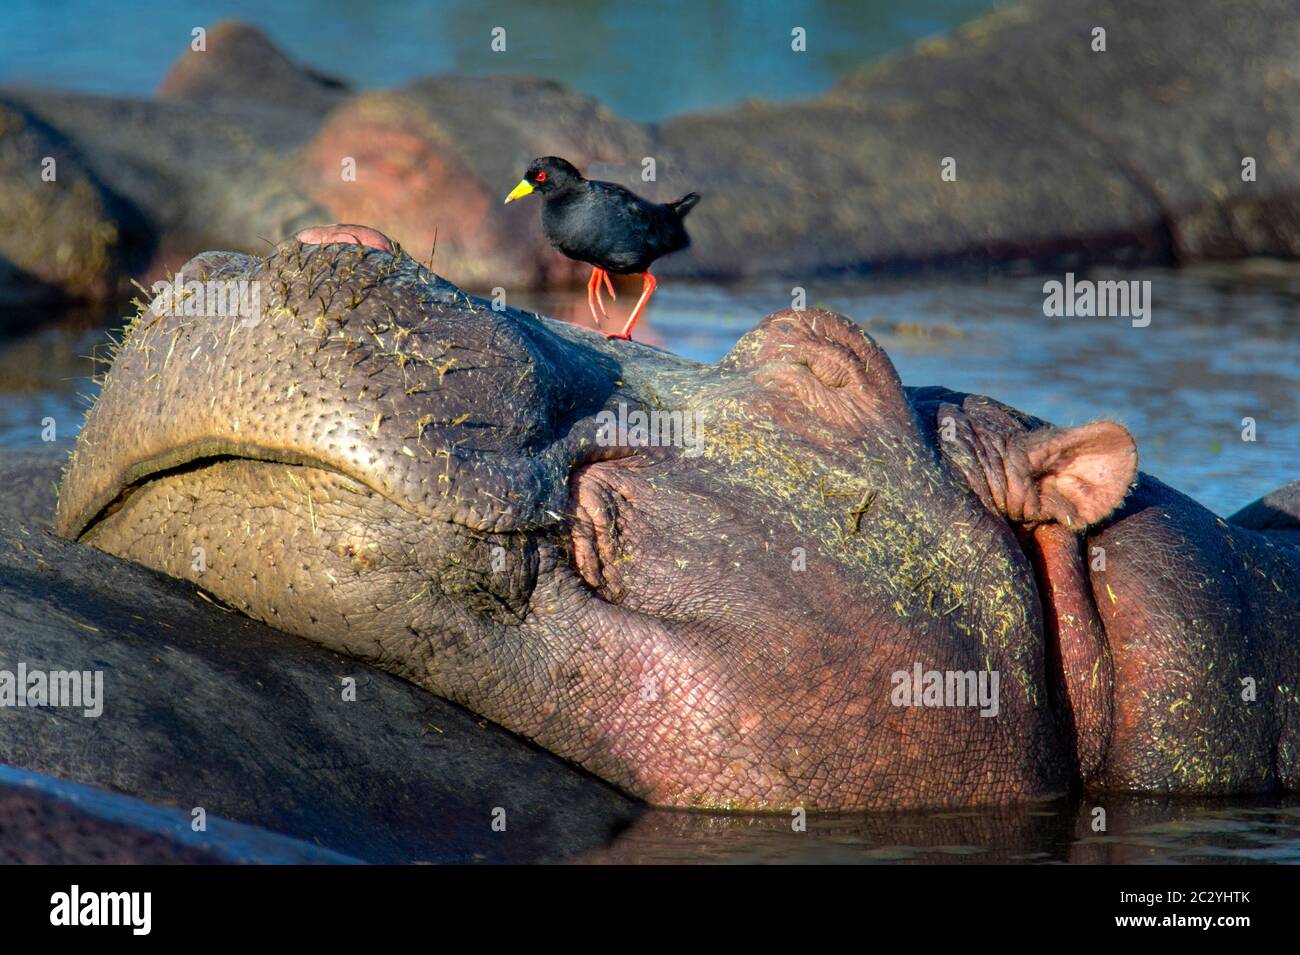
[504,157,700,340]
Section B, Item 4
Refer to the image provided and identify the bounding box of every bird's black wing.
[584,180,689,269]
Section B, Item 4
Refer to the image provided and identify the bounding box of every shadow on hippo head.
[56,225,1300,811]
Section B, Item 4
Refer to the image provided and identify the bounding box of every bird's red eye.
[535,171,547,182]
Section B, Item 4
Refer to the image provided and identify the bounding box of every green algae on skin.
[697,405,1042,704]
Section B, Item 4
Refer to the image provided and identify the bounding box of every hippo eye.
[535,171,548,183]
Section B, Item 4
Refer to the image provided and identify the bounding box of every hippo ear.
[1010,422,1138,528]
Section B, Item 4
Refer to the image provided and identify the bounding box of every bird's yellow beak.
[503,179,534,204]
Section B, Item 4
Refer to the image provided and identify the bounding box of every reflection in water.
[581,796,1300,864]
[0,299,121,455]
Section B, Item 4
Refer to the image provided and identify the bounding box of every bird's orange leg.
[609,272,656,340]
[594,268,616,318]
[587,267,619,325]
[586,268,605,325]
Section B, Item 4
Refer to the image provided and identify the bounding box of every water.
[0,0,994,121]
[581,796,1300,864]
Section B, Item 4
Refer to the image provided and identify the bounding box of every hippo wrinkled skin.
[56,226,1300,811]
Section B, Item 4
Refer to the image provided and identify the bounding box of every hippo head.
[57,226,1137,811]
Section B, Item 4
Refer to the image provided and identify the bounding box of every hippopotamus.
[54,225,1300,812]
[10,0,1300,312]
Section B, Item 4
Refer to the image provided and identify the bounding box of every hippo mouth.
[72,435,628,551]
[66,442,376,542]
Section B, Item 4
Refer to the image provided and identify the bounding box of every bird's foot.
[611,272,657,340]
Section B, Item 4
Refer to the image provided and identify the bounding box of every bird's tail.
[669,192,701,218]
